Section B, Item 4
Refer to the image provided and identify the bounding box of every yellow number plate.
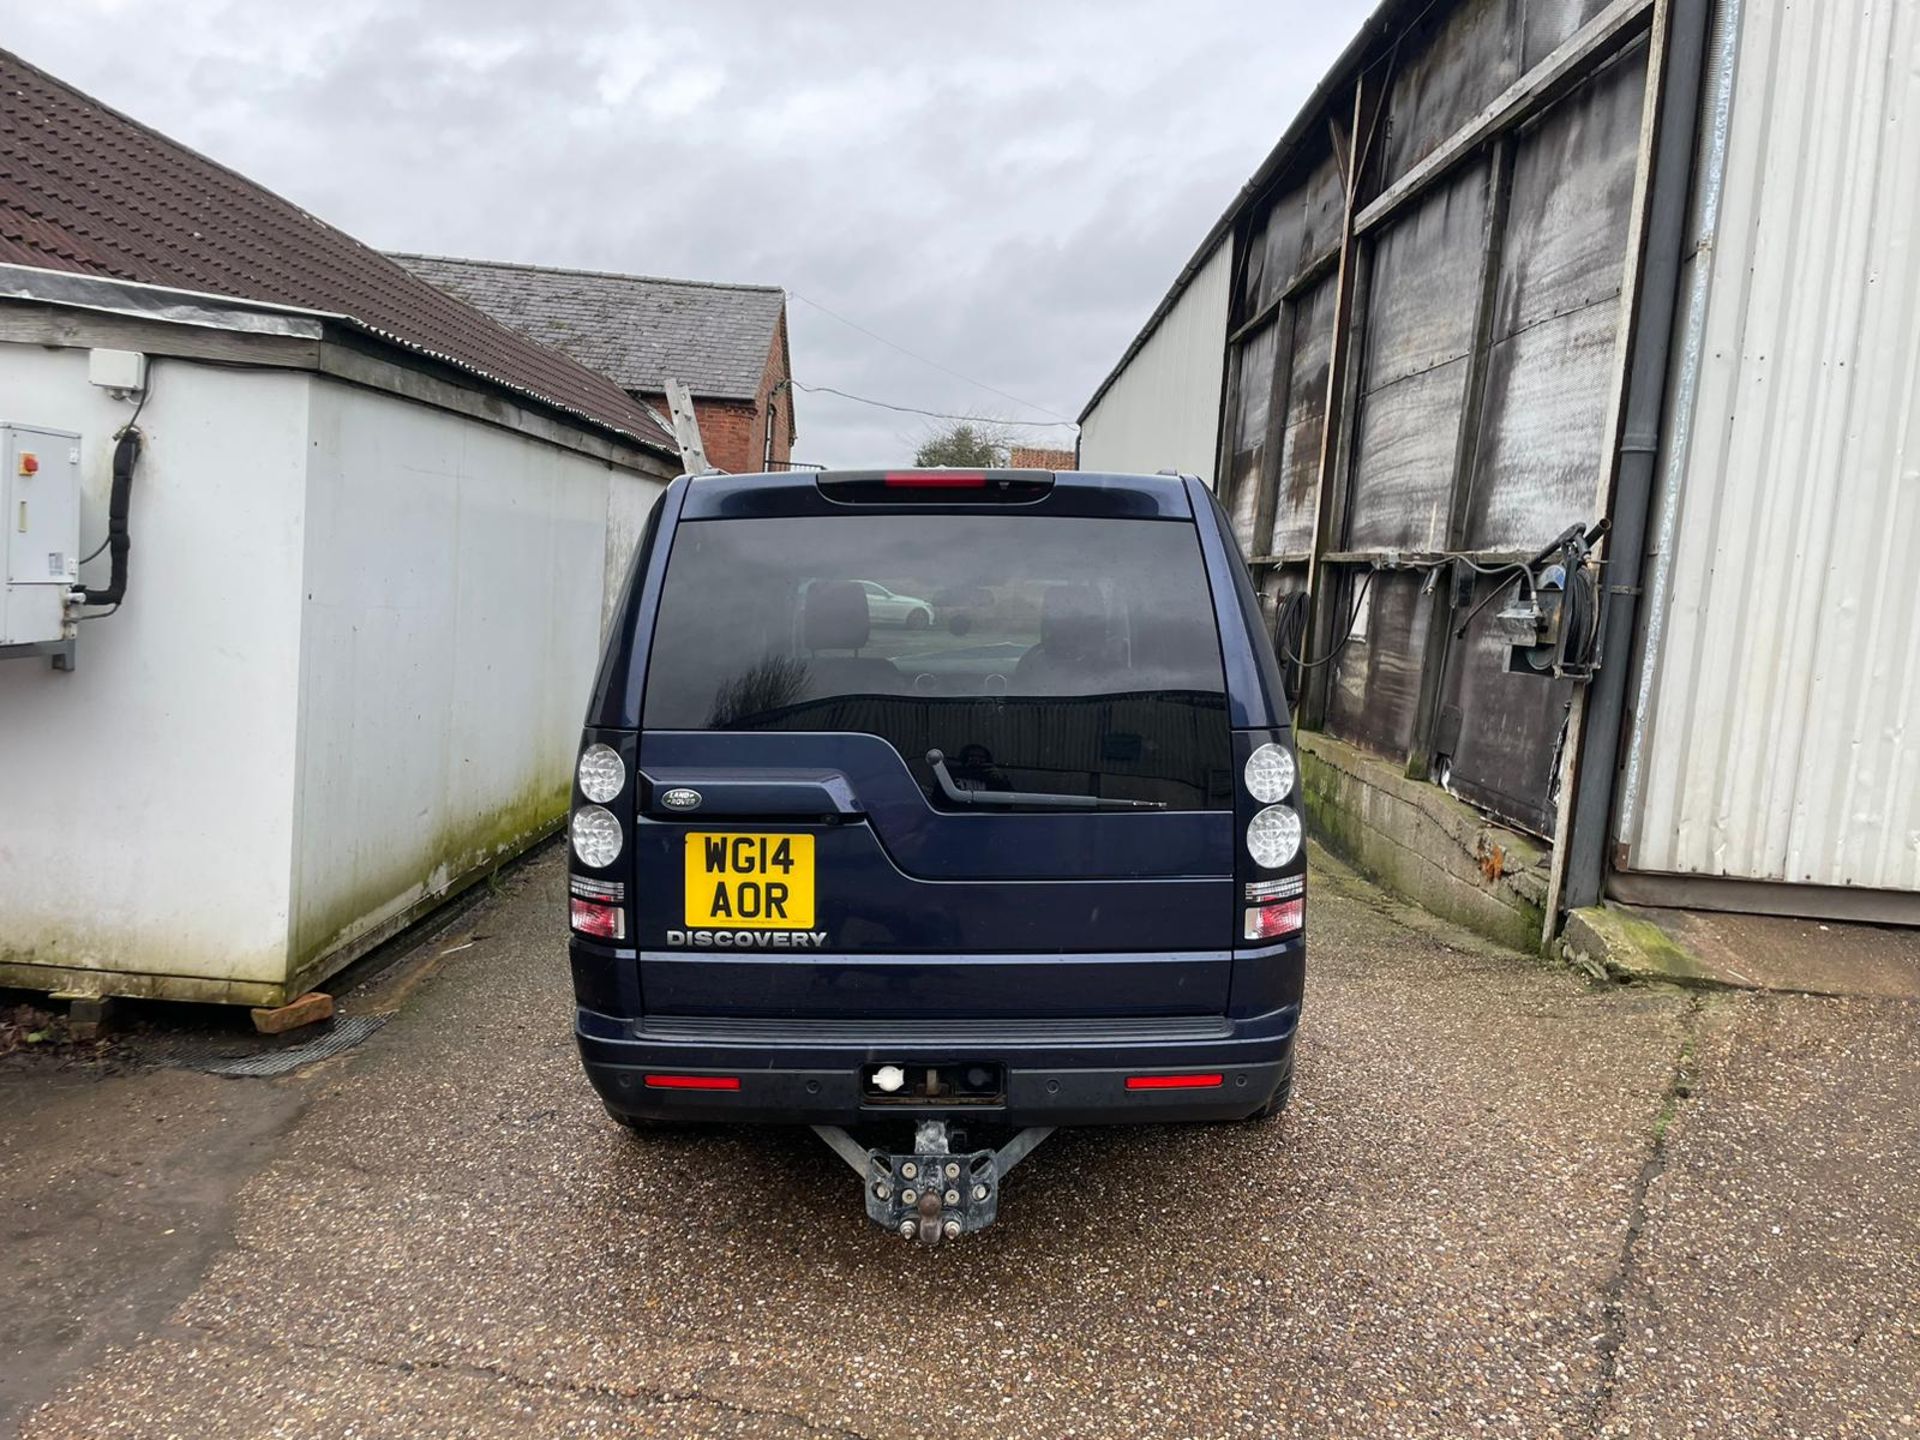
[683,832,815,929]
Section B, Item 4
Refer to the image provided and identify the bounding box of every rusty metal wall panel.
[1359,162,1488,386]
[1467,300,1620,548]
[1437,45,1645,825]
[1438,576,1576,835]
[1523,0,1617,68]
[1263,153,1346,310]
[1381,0,1523,183]
[1296,153,1348,283]
[1327,571,1432,759]
[1245,150,1345,319]
[1493,46,1645,337]
[1621,0,1920,894]
[1348,363,1470,551]
[1346,161,1486,552]
[1252,193,1299,319]
[1225,317,1277,547]
[1268,272,1338,557]
[1466,46,1644,549]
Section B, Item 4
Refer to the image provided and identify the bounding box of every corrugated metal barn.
[1081,0,1920,931]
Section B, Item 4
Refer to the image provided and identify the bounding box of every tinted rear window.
[643,514,1232,809]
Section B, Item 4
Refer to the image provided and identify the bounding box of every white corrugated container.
[1078,239,1233,485]
[1619,0,1920,896]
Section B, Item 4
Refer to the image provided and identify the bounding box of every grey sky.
[9,2,1371,466]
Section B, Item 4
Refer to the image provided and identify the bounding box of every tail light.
[570,897,626,940]
[1235,730,1305,948]
[1244,897,1304,941]
[569,731,635,938]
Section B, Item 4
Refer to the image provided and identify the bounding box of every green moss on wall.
[289,773,571,986]
[1299,735,1549,957]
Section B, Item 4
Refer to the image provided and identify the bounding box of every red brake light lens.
[569,897,626,940]
[1244,898,1304,941]
[884,470,987,488]
[1125,1072,1224,1091]
[644,1074,742,1091]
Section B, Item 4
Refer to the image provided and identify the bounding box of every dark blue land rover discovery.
[566,468,1303,1232]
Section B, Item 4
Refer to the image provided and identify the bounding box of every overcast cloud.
[8,2,1370,466]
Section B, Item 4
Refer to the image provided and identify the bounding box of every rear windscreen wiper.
[925,749,1166,811]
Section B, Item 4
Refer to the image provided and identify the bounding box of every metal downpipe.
[1561,0,1718,912]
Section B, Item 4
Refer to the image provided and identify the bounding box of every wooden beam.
[1354,0,1656,238]
[1225,246,1341,346]
[1300,70,1387,730]
[0,302,320,369]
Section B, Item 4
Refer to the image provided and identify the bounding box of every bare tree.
[913,421,1010,468]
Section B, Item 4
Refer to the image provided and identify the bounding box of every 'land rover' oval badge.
[660,787,702,812]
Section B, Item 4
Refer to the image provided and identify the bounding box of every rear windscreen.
[643,514,1233,809]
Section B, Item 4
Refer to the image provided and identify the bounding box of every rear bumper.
[575,1003,1299,1126]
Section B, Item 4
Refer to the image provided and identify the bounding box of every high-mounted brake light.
[816,469,1054,503]
[1125,1073,1224,1091]
[644,1074,741,1091]
[884,470,987,488]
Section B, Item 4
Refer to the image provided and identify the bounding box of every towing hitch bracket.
[811,1121,1055,1243]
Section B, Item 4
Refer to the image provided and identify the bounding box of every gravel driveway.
[11,847,1917,1439]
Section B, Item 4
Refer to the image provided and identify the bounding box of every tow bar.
[811,1120,1055,1243]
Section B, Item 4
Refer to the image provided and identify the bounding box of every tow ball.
[810,1120,1054,1243]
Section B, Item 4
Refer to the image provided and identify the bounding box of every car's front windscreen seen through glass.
[643,513,1234,809]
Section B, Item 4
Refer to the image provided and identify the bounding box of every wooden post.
[1405,137,1516,780]
[1300,72,1385,730]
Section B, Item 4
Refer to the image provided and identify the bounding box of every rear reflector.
[1244,897,1305,941]
[644,1074,741,1091]
[1125,1072,1224,1091]
[569,897,626,940]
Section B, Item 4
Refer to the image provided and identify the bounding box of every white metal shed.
[0,273,673,1004]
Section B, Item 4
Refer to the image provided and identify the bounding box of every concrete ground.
[5,846,1916,1439]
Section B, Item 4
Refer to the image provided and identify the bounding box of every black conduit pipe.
[1560,0,1716,913]
[80,426,140,606]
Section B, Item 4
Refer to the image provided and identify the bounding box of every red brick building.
[1008,445,1077,470]
[394,255,794,475]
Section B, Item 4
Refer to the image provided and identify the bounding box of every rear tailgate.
[623,475,1239,1024]
[633,730,1233,1018]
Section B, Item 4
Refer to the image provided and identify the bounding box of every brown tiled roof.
[0,49,673,453]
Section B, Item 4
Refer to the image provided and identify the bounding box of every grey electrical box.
[1,423,82,649]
